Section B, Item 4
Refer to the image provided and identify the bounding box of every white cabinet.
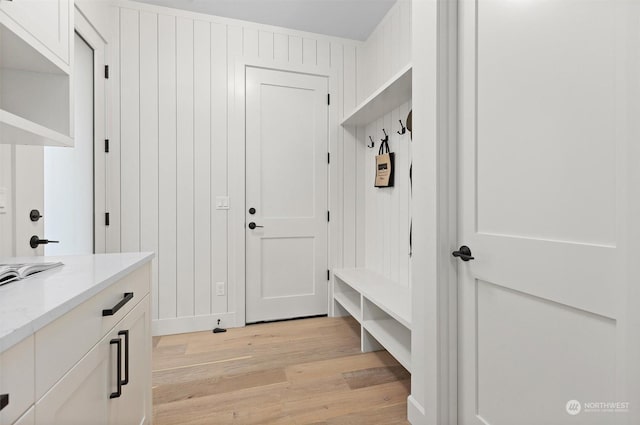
[0,0,72,68]
[35,297,151,425]
[0,0,73,146]
[0,336,35,425]
[12,407,34,425]
[0,263,152,425]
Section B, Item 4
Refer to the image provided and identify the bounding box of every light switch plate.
[216,282,225,296]
[215,196,229,210]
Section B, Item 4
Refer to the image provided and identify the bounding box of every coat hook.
[397,120,406,135]
[368,136,375,148]
[381,129,389,143]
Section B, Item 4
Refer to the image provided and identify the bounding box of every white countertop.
[0,252,154,353]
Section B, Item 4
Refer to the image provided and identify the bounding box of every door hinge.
[327,152,330,164]
[327,93,330,105]
[327,269,330,281]
[104,65,110,79]
[105,212,110,226]
[327,211,330,222]
[104,139,109,153]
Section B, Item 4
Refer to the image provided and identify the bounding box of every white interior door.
[44,33,94,255]
[245,67,328,323]
[458,1,639,424]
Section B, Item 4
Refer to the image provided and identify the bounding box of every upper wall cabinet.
[0,0,74,147]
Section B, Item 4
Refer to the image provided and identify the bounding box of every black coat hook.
[381,129,389,143]
[368,136,375,148]
[397,120,406,135]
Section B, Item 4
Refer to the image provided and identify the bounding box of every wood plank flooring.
[152,316,411,424]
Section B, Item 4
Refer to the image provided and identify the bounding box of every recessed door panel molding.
[246,66,328,323]
[475,0,616,247]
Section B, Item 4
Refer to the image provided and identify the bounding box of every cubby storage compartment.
[333,278,362,321]
[333,268,412,372]
[362,299,411,371]
[0,6,73,147]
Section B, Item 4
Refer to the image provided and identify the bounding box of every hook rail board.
[341,63,412,127]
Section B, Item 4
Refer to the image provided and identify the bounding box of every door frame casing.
[408,0,458,423]
[74,5,108,254]
[230,58,337,327]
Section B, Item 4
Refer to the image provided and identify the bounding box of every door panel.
[245,67,328,323]
[458,0,637,424]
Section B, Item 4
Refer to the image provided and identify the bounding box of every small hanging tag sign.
[375,139,395,188]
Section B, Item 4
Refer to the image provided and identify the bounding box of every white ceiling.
[135,0,397,41]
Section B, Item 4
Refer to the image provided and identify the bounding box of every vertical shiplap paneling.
[194,20,212,316]
[381,13,392,85]
[289,35,303,65]
[139,11,159,319]
[226,25,243,316]
[355,126,366,267]
[158,14,178,319]
[176,17,195,317]
[342,45,357,268]
[211,22,228,314]
[317,39,330,68]
[382,112,392,277]
[120,8,141,252]
[302,38,317,65]
[364,120,377,273]
[258,30,274,60]
[243,27,259,59]
[391,5,401,71]
[389,106,400,282]
[273,33,288,62]
[330,42,344,270]
[399,0,412,67]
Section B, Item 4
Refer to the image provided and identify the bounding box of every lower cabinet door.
[110,296,151,425]
[12,406,34,425]
[34,296,151,425]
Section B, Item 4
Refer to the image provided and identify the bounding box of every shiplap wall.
[112,1,360,333]
[353,1,413,286]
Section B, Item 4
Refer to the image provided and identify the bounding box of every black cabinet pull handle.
[102,292,134,316]
[0,394,8,411]
[109,338,122,399]
[452,245,475,262]
[118,330,130,386]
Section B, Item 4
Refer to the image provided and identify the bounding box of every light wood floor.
[152,316,411,425]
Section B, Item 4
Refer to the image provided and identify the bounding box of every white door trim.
[409,0,458,423]
[74,6,108,254]
[230,58,337,327]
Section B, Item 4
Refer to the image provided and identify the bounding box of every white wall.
[350,0,413,286]
[110,1,360,334]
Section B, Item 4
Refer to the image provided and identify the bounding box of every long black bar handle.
[0,394,8,411]
[102,292,134,316]
[118,330,130,386]
[109,338,122,399]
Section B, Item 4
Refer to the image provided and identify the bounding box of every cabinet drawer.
[34,265,151,400]
[0,336,34,425]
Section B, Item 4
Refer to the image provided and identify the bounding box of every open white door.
[245,67,328,323]
[458,0,639,424]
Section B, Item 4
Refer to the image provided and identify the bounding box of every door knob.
[248,222,264,230]
[248,207,256,215]
[452,245,474,261]
[30,236,59,249]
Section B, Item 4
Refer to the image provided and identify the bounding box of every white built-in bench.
[332,268,411,372]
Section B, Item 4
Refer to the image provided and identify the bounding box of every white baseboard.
[408,395,427,425]
[152,312,239,336]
